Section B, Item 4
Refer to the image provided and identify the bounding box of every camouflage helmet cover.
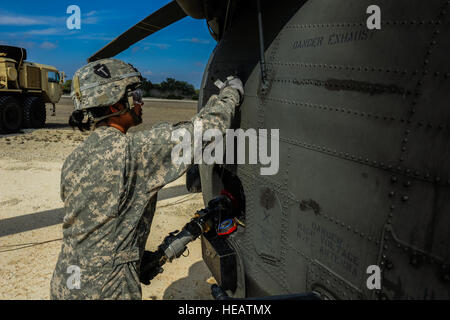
[71,58,142,110]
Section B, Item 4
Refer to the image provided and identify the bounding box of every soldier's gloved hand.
[140,250,164,285]
[224,76,244,98]
[215,76,244,105]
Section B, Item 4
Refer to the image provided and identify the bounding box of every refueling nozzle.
[139,191,237,285]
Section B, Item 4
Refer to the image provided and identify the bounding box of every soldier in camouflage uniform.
[50,58,243,300]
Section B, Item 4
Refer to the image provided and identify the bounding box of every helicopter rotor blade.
[88,0,187,62]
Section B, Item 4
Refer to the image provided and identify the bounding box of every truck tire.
[22,96,46,128]
[0,96,22,134]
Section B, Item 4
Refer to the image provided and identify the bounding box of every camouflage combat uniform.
[50,86,240,300]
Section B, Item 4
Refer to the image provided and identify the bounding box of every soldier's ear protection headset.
[120,86,143,125]
[119,63,144,126]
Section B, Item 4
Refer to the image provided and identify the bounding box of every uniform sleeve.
[130,86,240,191]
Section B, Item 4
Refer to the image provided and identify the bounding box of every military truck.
[0,45,64,133]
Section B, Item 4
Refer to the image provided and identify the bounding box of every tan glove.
[215,76,244,104]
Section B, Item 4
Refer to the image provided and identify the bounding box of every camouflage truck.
[0,45,64,133]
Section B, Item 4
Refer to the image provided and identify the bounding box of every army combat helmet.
[71,58,143,123]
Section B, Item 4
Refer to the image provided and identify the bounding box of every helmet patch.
[93,64,111,78]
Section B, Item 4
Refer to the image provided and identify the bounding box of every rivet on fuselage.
[386,261,394,270]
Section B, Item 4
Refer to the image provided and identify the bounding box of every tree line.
[63,78,199,100]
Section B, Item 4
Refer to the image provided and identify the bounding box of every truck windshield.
[48,71,60,83]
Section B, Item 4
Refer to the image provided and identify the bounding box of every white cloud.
[134,43,170,53]
[25,28,66,36]
[142,70,153,76]
[40,41,58,50]
[0,40,36,49]
[0,11,99,27]
[75,33,114,41]
[84,16,99,25]
[178,38,210,44]
[15,41,37,49]
[142,42,170,50]
[0,13,65,26]
[0,16,42,26]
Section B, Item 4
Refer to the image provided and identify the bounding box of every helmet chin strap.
[91,107,128,126]
[92,101,141,127]
[90,88,142,127]
[128,107,142,125]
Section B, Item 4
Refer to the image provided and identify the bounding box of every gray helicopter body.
[89,0,450,299]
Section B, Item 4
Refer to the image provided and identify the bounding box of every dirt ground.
[0,97,216,300]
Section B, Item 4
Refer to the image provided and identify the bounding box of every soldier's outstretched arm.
[130,81,243,190]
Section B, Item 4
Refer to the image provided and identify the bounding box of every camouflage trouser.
[50,250,142,300]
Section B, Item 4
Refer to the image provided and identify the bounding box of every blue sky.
[0,0,217,88]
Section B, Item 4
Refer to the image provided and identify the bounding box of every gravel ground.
[0,98,217,300]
